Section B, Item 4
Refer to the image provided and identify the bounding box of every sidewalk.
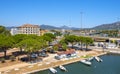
[0,62,29,72]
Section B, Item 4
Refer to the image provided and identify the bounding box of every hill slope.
[92,22,120,30]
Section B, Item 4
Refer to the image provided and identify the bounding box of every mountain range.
[6,21,120,30]
[92,22,120,30]
[40,24,80,30]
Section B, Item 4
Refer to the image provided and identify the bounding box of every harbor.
[34,54,120,74]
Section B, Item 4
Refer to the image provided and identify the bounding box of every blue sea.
[33,54,120,74]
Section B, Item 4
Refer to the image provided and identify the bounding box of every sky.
[0,0,120,28]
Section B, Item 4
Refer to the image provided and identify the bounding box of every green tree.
[64,35,78,48]
[18,38,42,61]
[43,33,56,40]
[41,35,52,45]
[53,45,59,51]
[0,35,14,58]
[78,36,84,50]
[12,34,27,53]
[0,26,11,36]
[62,43,68,51]
[37,37,48,48]
[84,37,93,50]
[43,33,56,46]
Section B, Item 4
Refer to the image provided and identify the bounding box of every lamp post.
[80,12,83,31]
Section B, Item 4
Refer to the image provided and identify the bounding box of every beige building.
[17,24,40,36]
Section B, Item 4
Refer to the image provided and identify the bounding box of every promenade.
[0,50,105,74]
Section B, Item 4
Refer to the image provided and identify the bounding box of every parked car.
[30,53,38,58]
[54,56,60,60]
[38,52,48,57]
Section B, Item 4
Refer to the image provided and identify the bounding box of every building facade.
[10,28,18,35]
[11,24,40,36]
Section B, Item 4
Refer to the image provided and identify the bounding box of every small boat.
[80,59,92,66]
[49,68,57,74]
[87,57,94,61]
[59,65,67,71]
[95,56,103,62]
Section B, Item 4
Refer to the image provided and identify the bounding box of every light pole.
[80,12,83,31]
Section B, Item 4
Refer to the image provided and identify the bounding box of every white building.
[10,28,18,35]
[10,24,40,36]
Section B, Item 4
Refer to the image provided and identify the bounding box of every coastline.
[0,50,107,74]
[25,51,107,74]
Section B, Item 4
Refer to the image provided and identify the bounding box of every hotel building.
[11,24,40,36]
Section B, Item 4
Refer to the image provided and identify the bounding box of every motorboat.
[95,56,103,62]
[59,65,67,71]
[87,57,94,61]
[49,68,57,74]
[80,59,92,66]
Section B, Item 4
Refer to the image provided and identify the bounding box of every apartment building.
[11,24,40,36]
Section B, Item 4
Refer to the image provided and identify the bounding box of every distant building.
[40,29,49,35]
[10,28,18,35]
[10,24,40,36]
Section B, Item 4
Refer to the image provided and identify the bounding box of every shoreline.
[25,51,107,74]
[0,50,107,74]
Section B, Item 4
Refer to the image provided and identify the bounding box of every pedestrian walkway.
[0,63,29,72]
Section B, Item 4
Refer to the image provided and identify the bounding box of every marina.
[34,54,120,74]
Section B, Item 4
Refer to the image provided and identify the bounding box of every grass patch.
[81,55,92,58]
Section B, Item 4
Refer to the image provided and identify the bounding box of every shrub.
[10,56,16,61]
[1,58,5,63]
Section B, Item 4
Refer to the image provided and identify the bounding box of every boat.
[80,59,92,66]
[95,56,103,62]
[87,57,94,61]
[49,68,57,74]
[59,65,67,71]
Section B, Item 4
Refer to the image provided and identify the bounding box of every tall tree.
[12,34,27,53]
[0,26,11,36]
[64,35,78,48]
[0,35,14,58]
[78,36,84,50]
[43,33,56,40]
[43,33,56,45]
[84,37,93,50]
[18,38,42,61]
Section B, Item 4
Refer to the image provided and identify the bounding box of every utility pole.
[80,12,83,31]
[69,17,71,34]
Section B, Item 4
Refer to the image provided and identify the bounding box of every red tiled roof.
[57,49,75,55]
[18,24,39,28]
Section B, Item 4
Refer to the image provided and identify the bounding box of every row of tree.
[100,30,118,37]
[60,35,93,50]
[0,32,56,58]
[0,25,93,61]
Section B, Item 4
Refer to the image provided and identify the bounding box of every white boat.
[80,59,92,66]
[87,57,94,61]
[95,56,103,62]
[59,65,67,71]
[49,68,57,74]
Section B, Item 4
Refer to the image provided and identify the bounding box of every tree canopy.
[0,35,14,57]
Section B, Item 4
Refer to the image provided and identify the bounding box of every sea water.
[33,54,120,74]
